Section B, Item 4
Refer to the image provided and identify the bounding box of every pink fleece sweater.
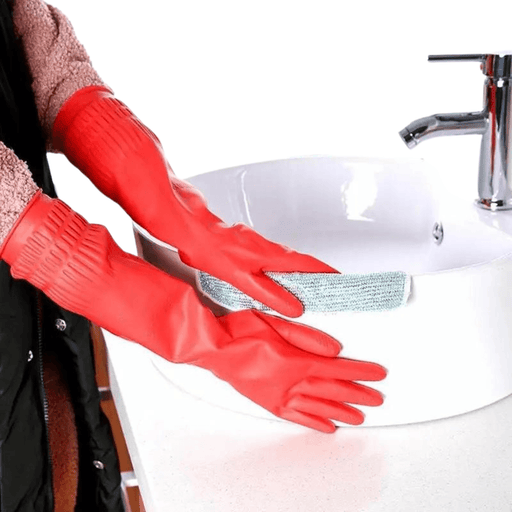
[0,0,108,246]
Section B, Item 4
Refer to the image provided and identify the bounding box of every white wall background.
[45,0,512,254]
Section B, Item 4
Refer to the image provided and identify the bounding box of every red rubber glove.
[52,86,339,319]
[0,191,387,433]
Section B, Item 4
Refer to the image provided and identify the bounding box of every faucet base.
[475,198,512,211]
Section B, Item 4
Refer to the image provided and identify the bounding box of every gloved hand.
[0,191,387,433]
[51,86,339,319]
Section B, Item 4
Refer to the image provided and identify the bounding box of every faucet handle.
[428,54,486,62]
[428,54,512,78]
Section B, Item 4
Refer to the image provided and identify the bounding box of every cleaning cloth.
[198,270,412,314]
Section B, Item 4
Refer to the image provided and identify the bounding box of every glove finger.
[279,408,336,433]
[290,377,384,407]
[254,310,342,357]
[287,394,365,426]
[318,357,388,382]
[235,271,304,318]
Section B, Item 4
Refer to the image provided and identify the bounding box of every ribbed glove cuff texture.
[52,85,163,205]
[4,191,107,311]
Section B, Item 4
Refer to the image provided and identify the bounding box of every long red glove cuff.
[51,86,222,246]
[0,190,223,362]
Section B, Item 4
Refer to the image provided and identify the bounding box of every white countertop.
[104,329,512,512]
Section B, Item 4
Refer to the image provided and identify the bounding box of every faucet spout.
[399,112,487,148]
[400,53,512,210]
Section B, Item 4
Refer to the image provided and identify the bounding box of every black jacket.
[0,1,123,509]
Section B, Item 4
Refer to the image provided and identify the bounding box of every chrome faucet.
[399,54,512,210]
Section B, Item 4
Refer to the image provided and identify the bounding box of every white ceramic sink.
[133,156,512,428]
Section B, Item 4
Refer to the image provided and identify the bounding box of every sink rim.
[180,153,431,180]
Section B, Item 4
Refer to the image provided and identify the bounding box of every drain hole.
[432,222,444,244]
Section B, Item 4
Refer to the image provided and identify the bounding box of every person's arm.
[14,0,340,318]
[10,0,110,153]
[0,129,387,434]
[0,185,387,433]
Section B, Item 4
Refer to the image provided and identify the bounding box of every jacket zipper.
[35,290,54,502]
